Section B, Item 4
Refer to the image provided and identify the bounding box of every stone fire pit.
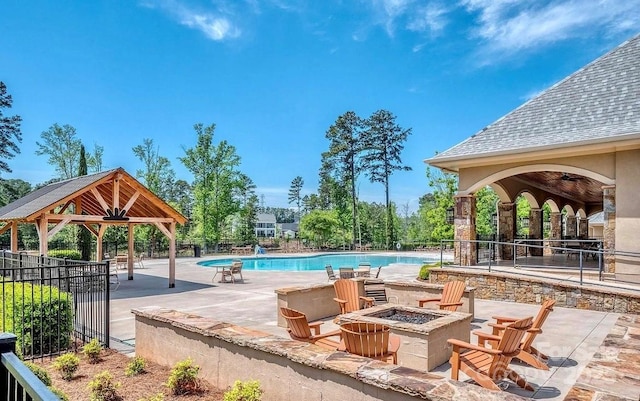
[335,304,472,371]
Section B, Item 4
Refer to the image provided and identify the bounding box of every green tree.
[88,143,104,173]
[132,138,175,200]
[288,176,304,220]
[475,187,499,237]
[180,123,241,252]
[166,179,193,240]
[36,124,82,179]
[0,81,22,174]
[424,167,457,242]
[362,109,412,249]
[77,145,92,260]
[299,209,340,248]
[132,138,176,255]
[234,174,258,243]
[322,111,364,248]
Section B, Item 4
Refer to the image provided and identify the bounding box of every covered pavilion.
[428,34,640,283]
[0,167,187,287]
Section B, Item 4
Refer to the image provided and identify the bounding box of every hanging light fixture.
[521,216,530,228]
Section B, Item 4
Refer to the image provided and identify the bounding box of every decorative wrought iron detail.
[103,208,129,221]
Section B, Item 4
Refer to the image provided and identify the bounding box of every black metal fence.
[0,333,59,400]
[0,251,110,360]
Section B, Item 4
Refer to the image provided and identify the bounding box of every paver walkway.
[108,255,635,400]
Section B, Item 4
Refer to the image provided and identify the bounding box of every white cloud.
[461,0,640,55]
[142,0,241,41]
[407,3,448,34]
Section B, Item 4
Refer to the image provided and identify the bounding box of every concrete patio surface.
[107,254,633,400]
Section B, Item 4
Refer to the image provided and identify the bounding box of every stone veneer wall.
[133,307,526,401]
[430,268,640,314]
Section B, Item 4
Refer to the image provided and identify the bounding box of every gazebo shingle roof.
[0,170,114,220]
[431,34,640,162]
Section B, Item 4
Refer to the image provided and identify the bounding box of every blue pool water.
[197,253,435,271]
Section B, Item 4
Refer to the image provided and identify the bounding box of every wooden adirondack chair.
[485,299,556,370]
[333,279,375,314]
[280,307,341,350]
[418,280,465,311]
[448,316,534,392]
[339,322,401,364]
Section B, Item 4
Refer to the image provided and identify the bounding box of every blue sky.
[1,1,639,212]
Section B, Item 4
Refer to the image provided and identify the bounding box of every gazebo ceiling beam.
[48,217,72,238]
[91,188,110,213]
[43,213,174,224]
[0,223,11,235]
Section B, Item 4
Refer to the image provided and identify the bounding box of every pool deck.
[108,254,639,400]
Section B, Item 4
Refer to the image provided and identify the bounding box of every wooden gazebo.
[0,168,187,287]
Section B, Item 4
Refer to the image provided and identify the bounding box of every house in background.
[279,221,299,239]
[255,213,276,238]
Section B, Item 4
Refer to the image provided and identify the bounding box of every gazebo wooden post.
[127,223,134,280]
[37,216,48,256]
[169,221,176,288]
[10,221,18,252]
[97,224,107,261]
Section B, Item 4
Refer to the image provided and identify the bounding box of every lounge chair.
[339,267,355,279]
[333,279,375,314]
[339,322,400,364]
[280,307,341,350]
[418,280,465,311]
[484,299,556,370]
[325,265,337,281]
[448,316,534,392]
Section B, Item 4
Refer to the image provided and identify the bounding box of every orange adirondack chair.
[485,299,556,370]
[280,307,341,350]
[339,322,401,364]
[418,280,465,311]
[448,316,534,392]
[333,279,375,314]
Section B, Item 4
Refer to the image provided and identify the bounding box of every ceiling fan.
[559,173,581,182]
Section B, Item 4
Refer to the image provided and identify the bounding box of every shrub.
[223,380,262,401]
[53,353,80,381]
[88,371,121,401]
[418,261,453,280]
[50,387,70,401]
[24,361,52,386]
[125,356,147,376]
[47,249,82,260]
[165,358,200,395]
[0,282,73,356]
[83,338,103,364]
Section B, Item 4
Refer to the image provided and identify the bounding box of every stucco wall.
[614,149,640,282]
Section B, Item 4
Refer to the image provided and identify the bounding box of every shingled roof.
[430,34,640,164]
[0,168,186,223]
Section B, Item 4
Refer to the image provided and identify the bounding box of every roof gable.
[0,168,186,224]
[431,34,640,164]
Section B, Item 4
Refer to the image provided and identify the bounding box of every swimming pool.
[197,253,436,272]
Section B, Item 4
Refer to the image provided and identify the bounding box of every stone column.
[578,218,589,239]
[603,185,616,273]
[529,208,543,256]
[453,195,477,266]
[565,216,577,238]
[547,212,562,255]
[498,203,515,260]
